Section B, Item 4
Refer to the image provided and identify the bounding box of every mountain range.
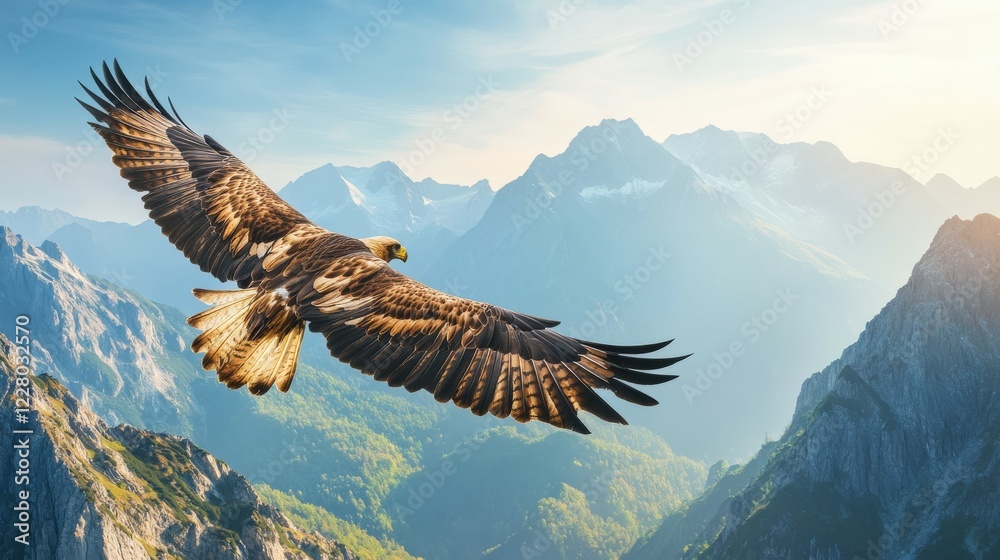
[4,121,998,462]
[662,126,1000,294]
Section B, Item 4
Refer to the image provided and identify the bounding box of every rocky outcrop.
[624,441,779,560]
[0,225,204,439]
[627,214,1000,559]
[0,339,358,560]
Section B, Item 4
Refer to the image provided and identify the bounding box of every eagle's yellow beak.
[394,246,408,262]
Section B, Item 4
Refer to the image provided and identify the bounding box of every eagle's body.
[80,61,689,434]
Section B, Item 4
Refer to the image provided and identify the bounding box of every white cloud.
[379,0,999,188]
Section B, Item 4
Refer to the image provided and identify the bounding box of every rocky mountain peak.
[627,213,1000,559]
[929,212,1000,250]
[38,239,68,263]
[797,213,1000,419]
[366,160,410,191]
[2,225,28,255]
[912,213,1000,284]
[565,117,657,155]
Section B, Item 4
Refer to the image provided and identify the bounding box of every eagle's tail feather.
[188,288,305,395]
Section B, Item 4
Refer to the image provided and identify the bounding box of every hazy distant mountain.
[977,176,1000,191]
[0,205,109,246]
[924,173,1000,220]
[411,176,494,234]
[424,118,885,460]
[626,214,1000,559]
[663,125,952,295]
[0,350,358,560]
[278,160,486,234]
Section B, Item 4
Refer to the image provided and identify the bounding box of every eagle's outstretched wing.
[287,253,688,434]
[77,60,319,287]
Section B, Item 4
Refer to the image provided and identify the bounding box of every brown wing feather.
[78,60,314,286]
[290,254,688,434]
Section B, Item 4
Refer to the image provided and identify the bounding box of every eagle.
[78,61,689,434]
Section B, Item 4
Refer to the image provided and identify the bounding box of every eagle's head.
[361,236,408,263]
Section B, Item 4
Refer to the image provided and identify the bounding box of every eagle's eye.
[392,244,400,251]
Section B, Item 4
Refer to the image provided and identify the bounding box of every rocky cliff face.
[0,226,202,437]
[0,338,357,560]
[627,214,1000,560]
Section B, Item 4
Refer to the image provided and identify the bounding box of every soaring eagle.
[78,61,688,434]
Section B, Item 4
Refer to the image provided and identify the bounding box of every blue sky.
[1,0,997,222]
